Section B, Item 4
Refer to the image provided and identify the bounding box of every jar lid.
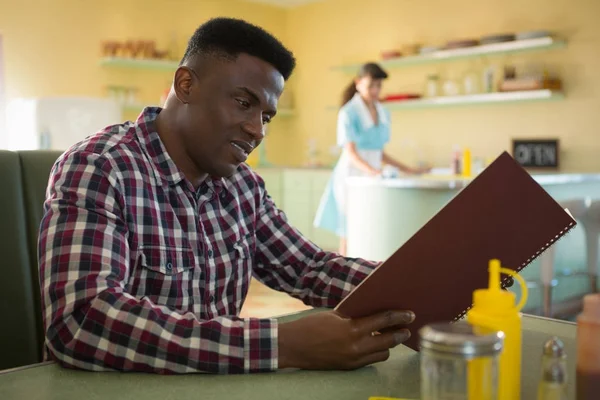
[419,321,504,357]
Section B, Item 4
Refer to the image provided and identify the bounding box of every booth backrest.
[0,150,62,370]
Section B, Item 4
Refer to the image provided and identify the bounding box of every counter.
[345,173,600,311]
[0,309,577,400]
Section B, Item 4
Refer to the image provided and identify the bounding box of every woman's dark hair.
[340,62,388,106]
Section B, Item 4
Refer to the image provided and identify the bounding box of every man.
[39,17,414,374]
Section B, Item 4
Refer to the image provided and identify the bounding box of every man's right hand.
[277,310,415,370]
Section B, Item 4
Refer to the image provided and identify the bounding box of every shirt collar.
[349,93,389,130]
[134,107,230,193]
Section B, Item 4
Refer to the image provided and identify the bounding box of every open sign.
[512,139,559,168]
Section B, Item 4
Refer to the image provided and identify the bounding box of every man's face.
[175,53,284,178]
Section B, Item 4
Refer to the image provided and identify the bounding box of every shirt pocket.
[138,245,195,276]
[219,235,255,314]
[129,245,197,311]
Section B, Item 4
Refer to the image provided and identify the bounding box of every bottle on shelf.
[463,61,480,95]
[462,148,472,178]
[576,293,600,399]
[451,145,462,175]
[424,74,440,97]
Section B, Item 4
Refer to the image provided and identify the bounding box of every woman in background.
[313,62,428,256]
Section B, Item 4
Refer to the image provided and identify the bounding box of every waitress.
[313,62,428,256]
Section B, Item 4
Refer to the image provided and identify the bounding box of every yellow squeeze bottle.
[462,148,472,178]
[467,259,529,400]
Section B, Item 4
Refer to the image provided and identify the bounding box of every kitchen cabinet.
[254,167,338,251]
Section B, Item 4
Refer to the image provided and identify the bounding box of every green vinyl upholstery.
[0,150,61,370]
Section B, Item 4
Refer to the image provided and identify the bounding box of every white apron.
[332,149,382,217]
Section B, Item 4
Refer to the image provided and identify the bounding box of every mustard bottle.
[462,148,472,178]
[467,259,529,400]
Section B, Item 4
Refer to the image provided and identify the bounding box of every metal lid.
[543,337,566,358]
[419,321,504,358]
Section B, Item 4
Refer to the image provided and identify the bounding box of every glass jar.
[424,75,440,98]
[419,321,504,400]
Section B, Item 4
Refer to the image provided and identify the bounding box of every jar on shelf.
[442,75,461,97]
[463,62,481,95]
[424,75,440,97]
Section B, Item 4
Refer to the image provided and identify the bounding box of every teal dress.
[313,93,391,238]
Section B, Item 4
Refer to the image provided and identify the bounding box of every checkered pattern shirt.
[38,107,378,374]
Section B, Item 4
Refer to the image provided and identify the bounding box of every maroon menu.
[335,151,576,350]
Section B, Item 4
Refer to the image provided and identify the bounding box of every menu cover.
[335,151,576,350]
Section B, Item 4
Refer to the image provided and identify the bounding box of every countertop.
[347,172,600,189]
[0,310,577,400]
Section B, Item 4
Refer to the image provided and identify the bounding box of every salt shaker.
[537,337,568,400]
[419,321,504,400]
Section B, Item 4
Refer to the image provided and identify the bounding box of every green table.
[0,310,577,400]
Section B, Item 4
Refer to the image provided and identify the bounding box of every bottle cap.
[472,259,528,312]
[542,336,566,358]
[582,293,600,318]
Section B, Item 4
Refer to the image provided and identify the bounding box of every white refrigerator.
[5,96,121,151]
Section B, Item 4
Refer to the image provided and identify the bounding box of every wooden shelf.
[332,37,566,72]
[100,57,179,71]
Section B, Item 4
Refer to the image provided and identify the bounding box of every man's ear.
[173,67,194,104]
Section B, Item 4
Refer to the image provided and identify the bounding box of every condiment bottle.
[462,148,472,178]
[537,337,568,400]
[576,293,600,399]
[451,145,462,175]
[466,259,529,400]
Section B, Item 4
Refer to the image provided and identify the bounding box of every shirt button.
[208,295,215,303]
[166,262,173,271]
[207,250,213,258]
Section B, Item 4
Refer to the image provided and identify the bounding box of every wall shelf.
[332,37,566,72]
[382,90,564,110]
[100,57,179,71]
[326,90,564,111]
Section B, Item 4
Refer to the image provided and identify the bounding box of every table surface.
[0,310,577,400]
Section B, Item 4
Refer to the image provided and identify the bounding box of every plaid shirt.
[39,107,378,374]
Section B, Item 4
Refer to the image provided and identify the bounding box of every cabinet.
[254,168,338,251]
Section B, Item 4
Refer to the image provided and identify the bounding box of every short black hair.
[181,17,296,80]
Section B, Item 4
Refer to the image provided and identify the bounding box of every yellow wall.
[0,0,295,164]
[2,0,599,171]
[286,0,600,171]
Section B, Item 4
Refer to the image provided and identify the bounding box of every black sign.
[512,139,559,168]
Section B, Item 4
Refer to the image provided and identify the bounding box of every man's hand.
[278,310,414,370]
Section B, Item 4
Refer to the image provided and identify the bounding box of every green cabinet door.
[281,170,312,238]
[254,168,284,209]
